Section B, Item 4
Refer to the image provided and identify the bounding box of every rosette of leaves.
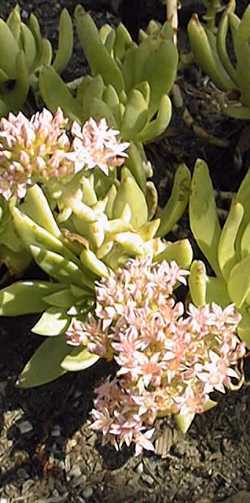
[39,5,178,143]
[188,1,250,119]
[0,4,73,115]
[0,165,192,388]
[189,158,250,346]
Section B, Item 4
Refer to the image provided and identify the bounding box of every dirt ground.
[0,1,250,502]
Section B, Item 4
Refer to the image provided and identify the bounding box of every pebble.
[17,420,33,434]
[136,462,144,474]
[140,473,155,486]
[69,465,82,479]
[65,454,71,472]
[51,425,61,437]
[82,487,94,499]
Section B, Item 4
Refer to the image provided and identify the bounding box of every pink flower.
[195,350,240,394]
[71,118,129,175]
[134,429,155,456]
[0,108,73,199]
[91,408,114,436]
[65,319,86,346]
[0,111,129,200]
[83,315,112,359]
[83,257,245,455]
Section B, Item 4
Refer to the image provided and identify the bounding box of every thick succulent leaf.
[32,308,71,336]
[217,201,243,280]
[61,346,99,371]
[235,168,250,255]
[30,245,94,290]
[228,255,250,308]
[175,412,195,433]
[21,184,61,237]
[52,8,73,74]
[206,276,230,307]
[235,6,250,106]
[11,207,66,256]
[189,159,221,276]
[17,335,71,388]
[157,164,191,238]
[154,239,193,269]
[125,143,147,192]
[112,168,148,229]
[0,281,62,316]
[120,89,148,140]
[137,94,172,144]
[240,220,250,258]
[188,260,207,307]
[39,66,82,120]
[237,310,250,347]
[75,6,125,93]
[43,288,77,308]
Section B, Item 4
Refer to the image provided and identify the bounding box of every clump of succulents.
[189,159,250,347]
[188,1,250,118]
[0,3,247,458]
[0,108,193,393]
[0,4,73,115]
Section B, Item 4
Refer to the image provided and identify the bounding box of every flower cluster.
[65,258,245,455]
[0,109,129,200]
[71,118,129,175]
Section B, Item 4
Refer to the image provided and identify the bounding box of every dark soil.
[0,1,250,502]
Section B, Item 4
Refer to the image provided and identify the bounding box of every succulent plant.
[39,5,178,144]
[0,124,193,387]
[0,4,73,116]
[188,1,250,119]
[189,158,250,346]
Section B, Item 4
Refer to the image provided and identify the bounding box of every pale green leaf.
[0,281,62,316]
[61,346,99,371]
[17,335,71,388]
[32,308,70,336]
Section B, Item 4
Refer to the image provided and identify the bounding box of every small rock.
[70,465,82,479]
[136,462,144,474]
[18,420,33,434]
[82,487,94,499]
[65,455,71,472]
[140,473,155,486]
[51,425,61,437]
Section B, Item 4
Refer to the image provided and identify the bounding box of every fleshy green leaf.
[30,245,94,290]
[0,281,62,316]
[188,260,207,307]
[228,255,250,308]
[206,276,230,307]
[43,288,78,308]
[153,239,193,269]
[217,201,243,280]
[189,159,221,276]
[61,346,99,371]
[17,335,71,388]
[175,412,195,433]
[32,308,70,336]
[237,310,250,347]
